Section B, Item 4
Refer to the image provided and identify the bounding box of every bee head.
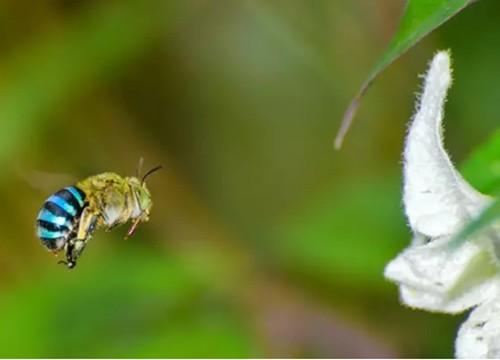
[130,164,162,215]
[130,180,152,214]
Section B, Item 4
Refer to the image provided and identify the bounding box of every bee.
[35,162,162,269]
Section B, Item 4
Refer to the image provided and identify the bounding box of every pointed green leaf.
[335,0,477,149]
[461,129,500,194]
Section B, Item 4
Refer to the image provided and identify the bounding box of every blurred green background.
[0,0,498,357]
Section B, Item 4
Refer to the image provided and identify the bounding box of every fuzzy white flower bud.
[384,50,500,358]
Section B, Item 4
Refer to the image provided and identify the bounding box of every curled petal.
[386,50,498,314]
[403,51,490,242]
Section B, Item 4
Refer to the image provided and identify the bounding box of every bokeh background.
[0,0,498,357]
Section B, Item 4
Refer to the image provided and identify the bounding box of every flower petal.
[456,297,500,358]
[385,235,500,312]
[403,51,490,242]
[385,50,497,313]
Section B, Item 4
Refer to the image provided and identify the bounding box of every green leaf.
[335,0,477,149]
[461,128,500,194]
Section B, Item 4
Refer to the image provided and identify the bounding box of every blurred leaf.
[461,128,500,193]
[449,197,500,249]
[273,174,406,290]
[0,248,257,358]
[335,0,477,148]
[133,310,258,358]
[0,0,173,171]
[246,1,333,88]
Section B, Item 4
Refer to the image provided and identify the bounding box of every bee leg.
[105,222,120,232]
[125,213,145,239]
[59,238,89,270]
[58,209,98,270]
[77,208,99,241]
[58,241,77,269]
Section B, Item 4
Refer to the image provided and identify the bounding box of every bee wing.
[20,168,77,194]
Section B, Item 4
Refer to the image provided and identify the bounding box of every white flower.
[384,50,500,358]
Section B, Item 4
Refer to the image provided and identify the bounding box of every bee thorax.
[102,203,130,227]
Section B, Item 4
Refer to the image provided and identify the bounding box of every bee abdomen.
[36,186,86,251]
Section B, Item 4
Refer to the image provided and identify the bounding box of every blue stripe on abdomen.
[36,225,67,239]
[47,195,76,216]
[46,187,86,217]
[66,186,85,207]
[37,208,71,228]
[36,186,86,251]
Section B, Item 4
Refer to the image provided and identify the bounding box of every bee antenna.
[141,165,163,184]
[136,157,144,178]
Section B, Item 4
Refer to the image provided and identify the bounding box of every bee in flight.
[35,162,162,269]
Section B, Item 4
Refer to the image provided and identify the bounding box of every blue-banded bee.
[36,163,162,269]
